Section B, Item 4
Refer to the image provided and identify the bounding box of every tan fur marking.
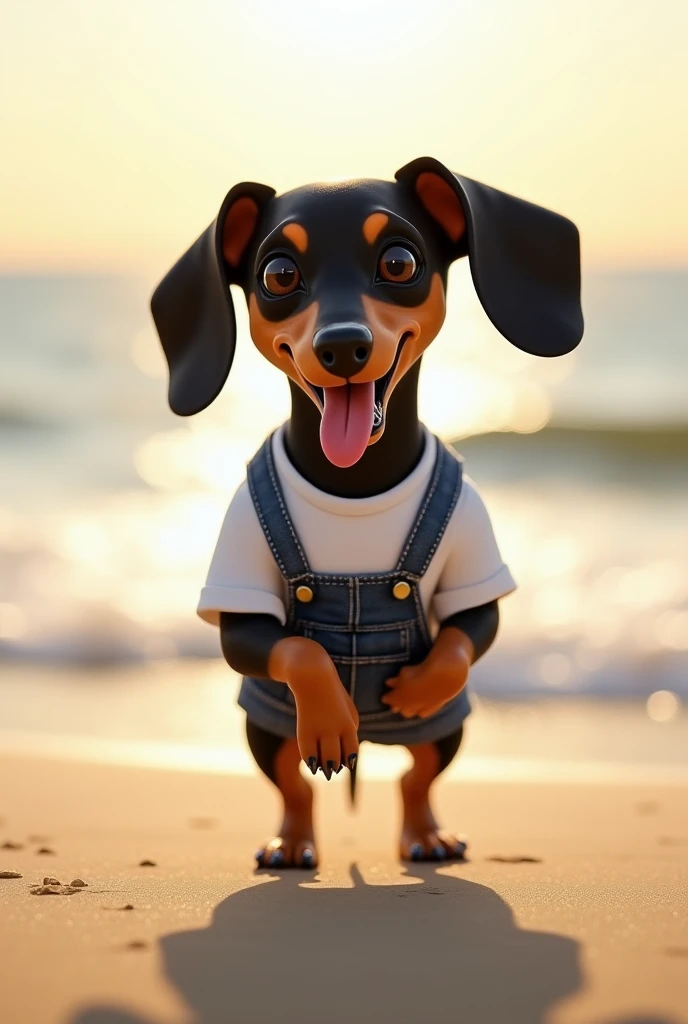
[222,197,260,268]
[248,296,327,404]
[361,273,446,446]
[282,223,309,253]
[248,274,445,443]
[362,212,389,245]
[415,173,466,243]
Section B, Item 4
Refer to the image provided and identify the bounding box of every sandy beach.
[1,751,686,1024]
[3,1,688,1021]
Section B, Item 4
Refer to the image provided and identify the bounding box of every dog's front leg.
[221,612,359,779]
[382,600,500,719]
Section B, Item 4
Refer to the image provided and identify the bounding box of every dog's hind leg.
[246,719,318,869]
[399,728,468,862]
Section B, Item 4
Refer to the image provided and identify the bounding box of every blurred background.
[1,0,686,780]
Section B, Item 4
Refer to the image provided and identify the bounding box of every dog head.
[151,156,583,467]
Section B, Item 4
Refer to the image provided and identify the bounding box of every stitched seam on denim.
[286,582,297,629]
[242,685,466,725]
[358,709,414,723]
[358,711,442,726]
[359,694,468,726]
[293,620,417,633]
[349,578,358,701]
[301,572,420,585]
[329,628,411,666]
[244,679,297,715]
[247,454,289,577]
[330,652,409,666]
[412,585,432,647]
[418,457,463,576]
[395,438,444,571]
[263,435,311,576]
[351,572,418,597]
[349,635,358,698]
[353,620,417,633]
[356,709,395,721]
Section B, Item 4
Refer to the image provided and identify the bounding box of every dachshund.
[151,156,583,868]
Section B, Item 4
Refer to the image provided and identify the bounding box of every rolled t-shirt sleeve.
[432,475,516,623]
[197,481,287,627]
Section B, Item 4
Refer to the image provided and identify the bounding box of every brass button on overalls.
[392,581,411,600]
[295,585,314,603]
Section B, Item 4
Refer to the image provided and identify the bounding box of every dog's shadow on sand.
[70,865,673,1024]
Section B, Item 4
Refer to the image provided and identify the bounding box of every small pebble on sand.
[635,801,660,816]
[69,879,87,887]
[189,817,217,830]
[0,870,23,879]
[36,847,56,855]
[43,876,61,885]
[122,904,135,911]
[139,859,157,867]
[1,841,24,851]
[126,940,148,950]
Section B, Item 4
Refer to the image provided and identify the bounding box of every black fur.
[151,157,582,788]
[151,158,583,418]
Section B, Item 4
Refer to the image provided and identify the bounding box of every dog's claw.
[323,760,334,781]
[348,753,358,771]
[307,757,318,776]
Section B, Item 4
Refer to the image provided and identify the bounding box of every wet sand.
[0,752,687,1024]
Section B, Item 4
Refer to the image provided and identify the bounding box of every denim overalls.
[237,431,471,745]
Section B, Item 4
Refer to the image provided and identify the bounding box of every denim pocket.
[298,621,411,666]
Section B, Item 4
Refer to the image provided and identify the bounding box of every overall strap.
[246,433,311,580]
[395,437,463,578]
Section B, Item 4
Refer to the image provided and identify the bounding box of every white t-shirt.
[198,425,516,632]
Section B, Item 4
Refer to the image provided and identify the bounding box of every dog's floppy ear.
[395,157,583,357]
[150,181,276,416]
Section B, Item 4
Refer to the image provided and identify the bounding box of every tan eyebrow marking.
[362,212,389,245]
[282,223,308,253]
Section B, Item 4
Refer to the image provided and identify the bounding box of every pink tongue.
[320,382,376,468]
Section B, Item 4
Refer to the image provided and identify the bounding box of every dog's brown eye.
[262,256,301,296]
[378,245,418,283]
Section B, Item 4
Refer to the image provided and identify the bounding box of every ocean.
[1,267,687,706]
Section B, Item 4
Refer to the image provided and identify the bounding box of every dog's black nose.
[313,323,373,378]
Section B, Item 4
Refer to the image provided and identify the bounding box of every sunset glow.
[2,0,687,271]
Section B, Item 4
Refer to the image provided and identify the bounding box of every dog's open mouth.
[309,333,409,467]
[311,330,407,415]
[280,333,409,468]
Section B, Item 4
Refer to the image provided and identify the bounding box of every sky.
[1,0,687,272]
